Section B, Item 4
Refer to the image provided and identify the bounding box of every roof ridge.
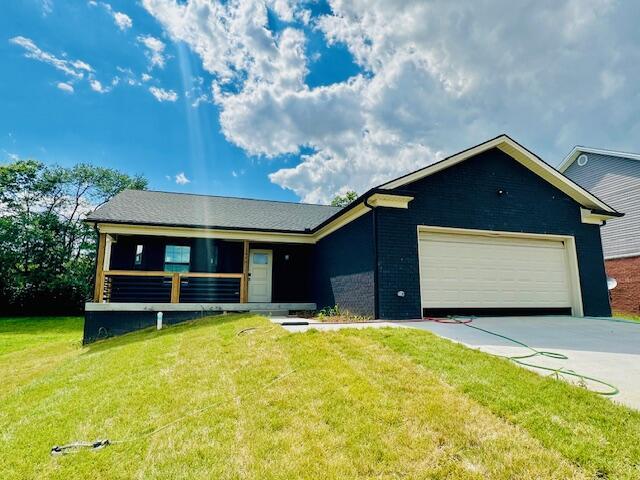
[125,189,342,209]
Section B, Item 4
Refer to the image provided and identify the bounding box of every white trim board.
[85,302,316,312]
[379,135,618,216]
[559,146,640,172]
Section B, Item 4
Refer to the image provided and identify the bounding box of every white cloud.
[141,73,152,82]
[90,79,105,93]
[149,86,178,102]
[113,11,133,30]
[144,0,640,203]
[91,2,133,31]
[115,66,141,86]
[57,82,74,93]
[174,172,191,185]
[42,0,53,16]
[3,151,20,161]
[71,60,93,72]
[137,34,167,69]
[8,36,118,97]
[9,36,90,79]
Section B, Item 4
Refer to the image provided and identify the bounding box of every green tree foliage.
[330,190,358,207]
[0,160,146,314]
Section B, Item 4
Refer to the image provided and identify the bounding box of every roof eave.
[87,218,314,235]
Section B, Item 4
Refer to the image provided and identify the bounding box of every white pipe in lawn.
[157,312,163,330]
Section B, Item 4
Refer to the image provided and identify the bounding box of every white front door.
[248,249,273,303]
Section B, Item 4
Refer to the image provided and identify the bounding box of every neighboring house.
[84,135,621,343]
[560,146,640,315]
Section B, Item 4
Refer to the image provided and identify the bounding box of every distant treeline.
[0,159,146,315]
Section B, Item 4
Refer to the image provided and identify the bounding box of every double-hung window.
[164,245,191,272]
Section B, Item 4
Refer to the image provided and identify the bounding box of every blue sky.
[2,1,639,204]
[1,0,359,202]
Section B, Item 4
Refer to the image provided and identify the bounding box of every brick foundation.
[606,256,640,315]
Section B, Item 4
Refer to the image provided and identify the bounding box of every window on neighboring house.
[134,244,144,267]
[164,245,191,272]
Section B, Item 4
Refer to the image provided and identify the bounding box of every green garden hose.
[427,317,620,396]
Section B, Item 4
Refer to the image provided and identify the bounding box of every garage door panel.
[419,232,573,309]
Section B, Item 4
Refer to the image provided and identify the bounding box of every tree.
[0,160,147,314]
[331,190,358,207]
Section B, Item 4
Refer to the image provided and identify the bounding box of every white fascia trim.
[367,193,414,209]
[97,223,316,244]
[580,208,619,225]
[381,136,508,190]
[605,252,640,261]
[379,135,617,215]
[313,203,371,241]
[559,146,640,172]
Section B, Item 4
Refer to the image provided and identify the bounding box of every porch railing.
[97,270,245,304]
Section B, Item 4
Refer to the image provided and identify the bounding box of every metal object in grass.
[50,369,295,455]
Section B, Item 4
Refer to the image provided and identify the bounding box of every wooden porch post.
[93,232,107,302]
[170,273,181,303]
[240,240,249,303]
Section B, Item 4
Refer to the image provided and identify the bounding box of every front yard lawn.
[1,314,638,479]
[614,311,640,323]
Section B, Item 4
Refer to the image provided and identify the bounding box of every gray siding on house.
[564,153,640,258]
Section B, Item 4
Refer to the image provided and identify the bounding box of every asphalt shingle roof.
[87,190,342,232]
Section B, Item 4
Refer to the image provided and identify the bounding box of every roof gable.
[559,146,640,172]
[379,134,619,216]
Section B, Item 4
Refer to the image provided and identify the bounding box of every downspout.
[364,197,380,319]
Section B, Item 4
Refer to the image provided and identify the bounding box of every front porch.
[91,231,316,307]
[85,231,316,342]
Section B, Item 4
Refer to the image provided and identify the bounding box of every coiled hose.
[426,316,620,396]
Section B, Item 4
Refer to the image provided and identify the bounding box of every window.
[134,245,144,266]
[253,253,269,264]
[165,245,191,272]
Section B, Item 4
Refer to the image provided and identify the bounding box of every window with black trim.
[134,244,144,267]
[164,245,191,272]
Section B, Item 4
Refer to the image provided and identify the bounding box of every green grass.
[1,315,639,479]
[614,311,640,323]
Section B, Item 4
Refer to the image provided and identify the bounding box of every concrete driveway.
[403,316,640,410]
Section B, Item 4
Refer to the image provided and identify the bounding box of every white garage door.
[418,231,574,311]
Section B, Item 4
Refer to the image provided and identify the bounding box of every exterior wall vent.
[577,154,588,166]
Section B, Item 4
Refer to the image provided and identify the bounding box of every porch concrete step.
[249,309,289,316]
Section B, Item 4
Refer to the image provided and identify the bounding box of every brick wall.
[376,147,611,319]
[606,256,640,315]
[312,212,376,317]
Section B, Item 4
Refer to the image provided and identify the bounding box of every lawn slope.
[0,315,638,479]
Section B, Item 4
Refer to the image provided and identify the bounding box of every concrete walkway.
[270,316,401,332]
[406,316,640,410]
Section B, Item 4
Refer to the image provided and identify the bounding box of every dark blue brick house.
[84,135,621,342]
